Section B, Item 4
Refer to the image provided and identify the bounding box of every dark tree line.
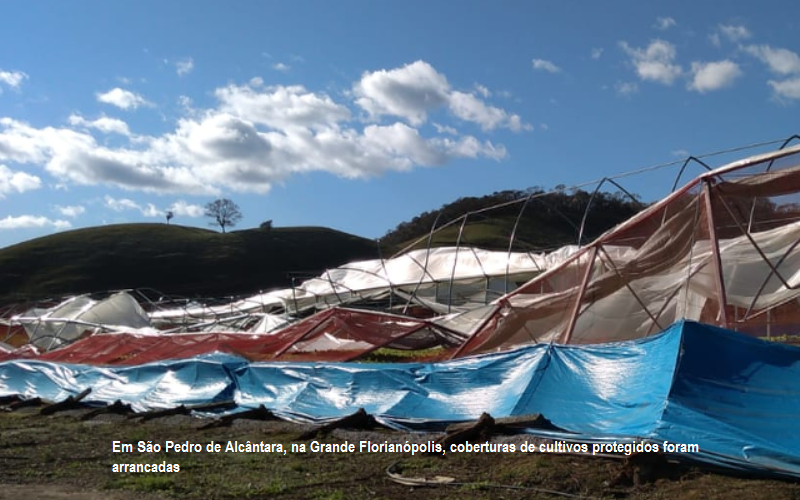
[380,188,645,250]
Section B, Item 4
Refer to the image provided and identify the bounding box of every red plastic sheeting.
[0,308,461,365]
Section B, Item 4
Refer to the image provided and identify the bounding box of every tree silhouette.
[204,198,243,233]
[166,211,174,225]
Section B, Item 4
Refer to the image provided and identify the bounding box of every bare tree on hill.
[204,198,243,233]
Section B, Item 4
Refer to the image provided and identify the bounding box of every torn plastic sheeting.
[2,321,800,477]
[147,246,556,322]
[0,308,458,365]
[0,342,551,422]
[651,321,800,475]
[15,292,151,351]
[509,322,800,477]
[234,346,549,425]
[509,327,681,436]
[0,353,244,413]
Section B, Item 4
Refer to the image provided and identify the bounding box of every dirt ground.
[1,408,799,500]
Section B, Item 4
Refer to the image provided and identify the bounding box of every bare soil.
[1,408,799,500]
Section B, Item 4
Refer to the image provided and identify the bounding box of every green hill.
[381,188,645,254]
[0,189,645,306]
[0,224,379,305]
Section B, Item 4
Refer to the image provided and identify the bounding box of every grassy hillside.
[0,224,379,305]
[381,188,645,254]
[0,189,646,305]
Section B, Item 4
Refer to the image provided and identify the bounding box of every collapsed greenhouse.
[3,138,800,477]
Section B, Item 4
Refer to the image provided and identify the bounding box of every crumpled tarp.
[1,320,799,477]
[0,307,463,364]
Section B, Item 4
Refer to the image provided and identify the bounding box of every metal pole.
[561,246,598,344]
[703,180,729,328]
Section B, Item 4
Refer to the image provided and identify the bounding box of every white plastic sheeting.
[477,222,800,348]
[149,246,578,325]
[455,143,800,353]
[13,292,151,351]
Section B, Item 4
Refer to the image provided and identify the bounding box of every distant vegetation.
[380,188,645,253]
[204,198,244,233]
[0,224,378,305]
[0,189,646,305]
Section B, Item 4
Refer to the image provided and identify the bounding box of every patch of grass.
[220,477,288,497]
[458,480,493,491]
[286,458,308,473]
[360,346,448,362]
[311,489,346,500]
[125,428,150,443]
[108,473,176,493]
[3,412,800,500]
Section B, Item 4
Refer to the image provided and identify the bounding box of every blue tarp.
[1,320,799,477]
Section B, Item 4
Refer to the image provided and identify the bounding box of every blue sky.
[1,1,799,248]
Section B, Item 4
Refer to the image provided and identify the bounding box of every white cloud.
[719,25,751,43]
[620,39,683,85]
[176,57,194,76]
[361,122,446,166]
[354,60,529,131]
[103,195,203,218]
[354,60,451,126]
[435,135,507,161]
[96,88,151,110]
[141,203,161,217]
[177,95,193,110]
[433,123,458,135]
[532,59,561,73]
[0,70,28,89]
[688,60,742,92]
[591,48,604,60]
[51,147,204,194]
[0,61,514,196]
[54,204,85,218]
[68,114,131,136]
[0,118,120,177]
[448,91,530,131]
[272,63,291,72]
[0,116,198,193]
[744,45,800,75]
[615,81,639,96]
[167,200,204,217]
[474,84,490,98]
[104,196,165,218]
[655,17,676,30]
[0,164,41,197]
[216,83,351,130]
[0,215,71,231]
[104,195,140,212]
[769,77,800,100]
[508,114,532,132]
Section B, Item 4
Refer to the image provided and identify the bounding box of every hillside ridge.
[0,189,644,305]
[0,223,378,304]
[380,188,644,252]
